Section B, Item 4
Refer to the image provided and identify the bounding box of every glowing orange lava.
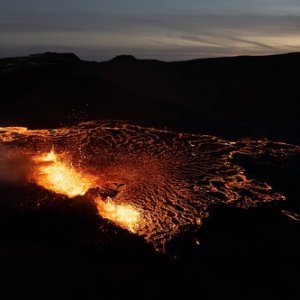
[1,121,299,250]
[31,150,94,198]
[30,150,142,233]
[0,126,28,142]
[96,197,141,233]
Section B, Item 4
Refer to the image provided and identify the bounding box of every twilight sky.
[0,0,300,61]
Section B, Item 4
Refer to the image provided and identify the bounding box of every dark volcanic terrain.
[1,52,300,142]
[0,52,300,299]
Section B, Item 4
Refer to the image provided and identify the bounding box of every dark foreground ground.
[0,52,299,299]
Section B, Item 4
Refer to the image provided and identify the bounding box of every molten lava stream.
[30,150,142,233]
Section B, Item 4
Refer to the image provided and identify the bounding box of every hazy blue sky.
[0,0,299,61]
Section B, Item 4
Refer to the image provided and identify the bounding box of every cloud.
[0,12,299,61]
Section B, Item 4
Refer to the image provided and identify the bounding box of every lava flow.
[31,150,95,198]
[29,148,142,233]
[96,197,141,233]
[0,121,299,251]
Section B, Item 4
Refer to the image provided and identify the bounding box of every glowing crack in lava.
[0,122,299,250]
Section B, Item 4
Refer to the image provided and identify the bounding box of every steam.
[0,149,31,184]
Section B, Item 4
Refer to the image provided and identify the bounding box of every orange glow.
[30,150,142,233]
[0,126,50,142]
[2,121,298,250]
[0,126,28,133]
[96,197,141,233]
[0,126,28,142]
[31,150,94,198]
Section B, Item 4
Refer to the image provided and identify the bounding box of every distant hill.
[1,52,299,142]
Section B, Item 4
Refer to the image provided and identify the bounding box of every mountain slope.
[1,52,299,141]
